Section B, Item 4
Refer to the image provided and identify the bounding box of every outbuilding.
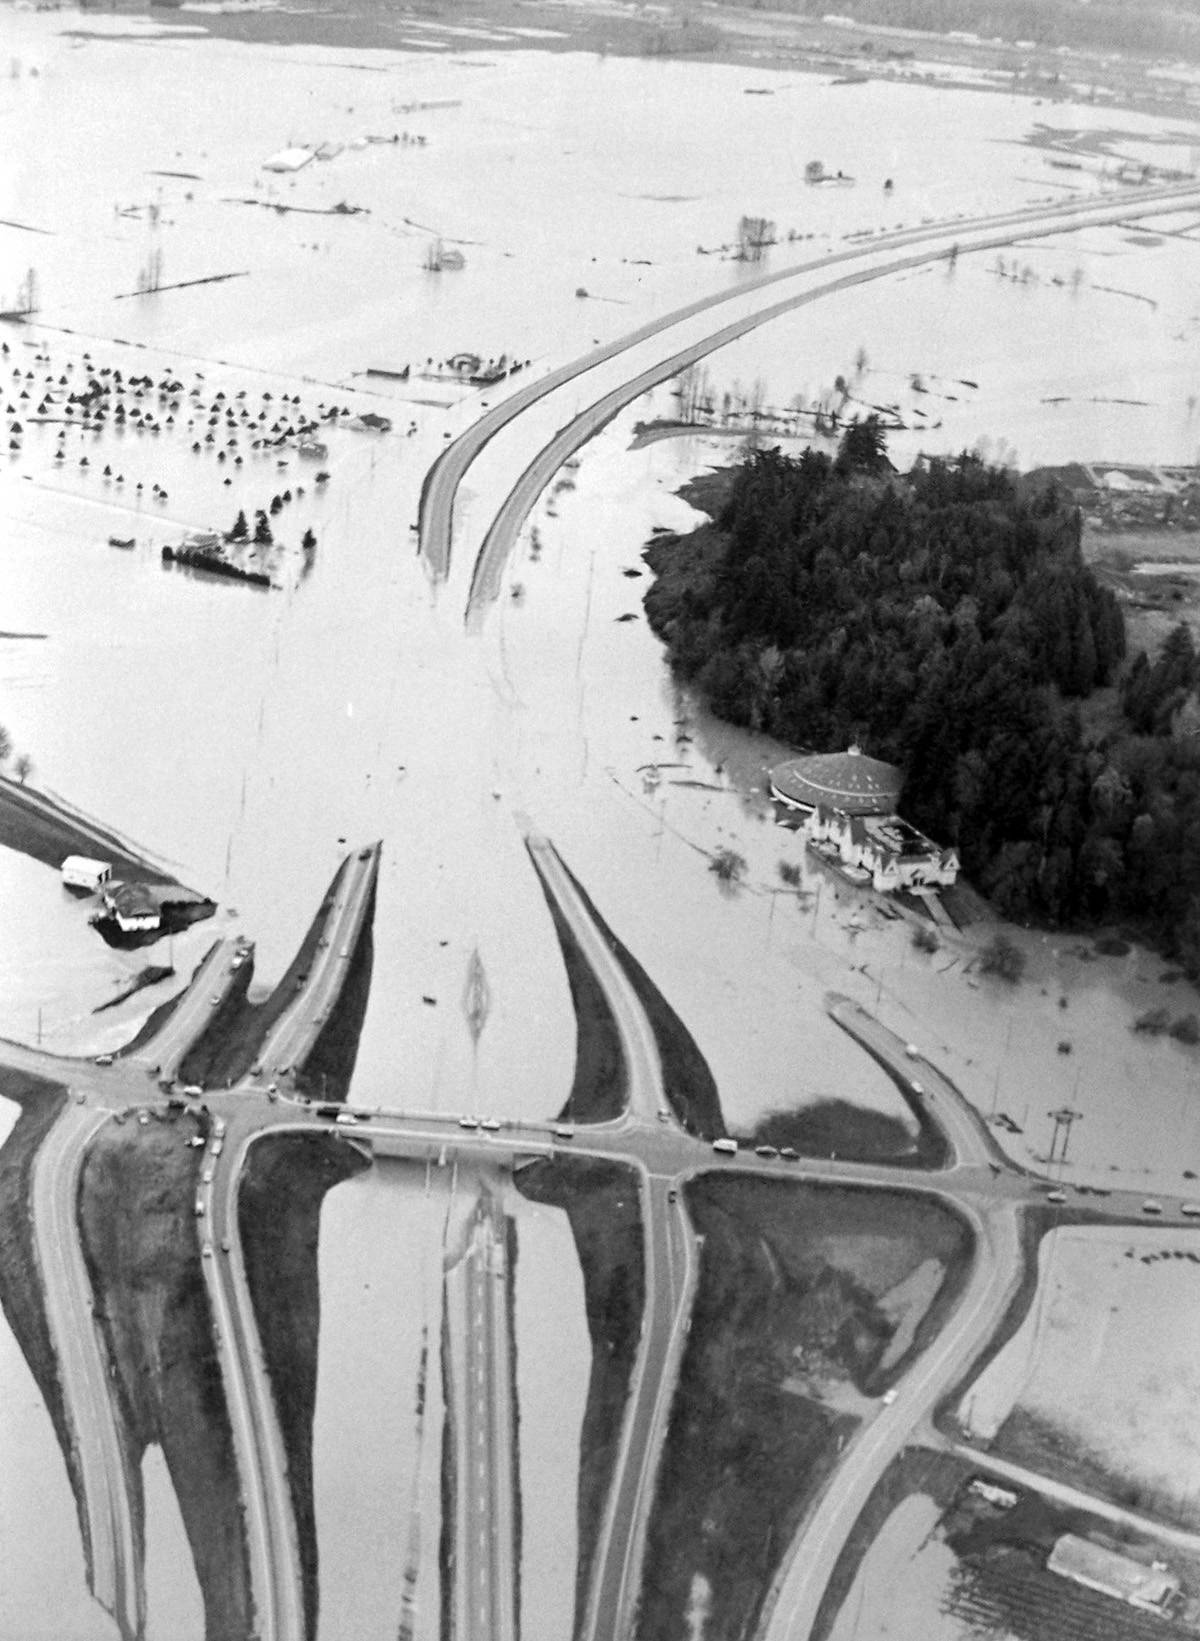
[1048,1535,1180,1615]
[61,855,112,892]
[101,882,161,934]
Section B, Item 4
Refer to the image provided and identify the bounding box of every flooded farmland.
[3,7,1200,1636]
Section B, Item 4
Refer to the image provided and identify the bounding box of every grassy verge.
[514,1157,644,1638]
[78,1106,251,1639]
[296,889,376,1103]
[526,849,625,1122]
[552,858,724,1138]
[636,1177,973,1641]
[0,1069,72,1510]
[0,775,183,888]
[748,1097,930,1167]
[179,862,347,1089]
[237,1131,369,1640]
[808,1446,967,1641]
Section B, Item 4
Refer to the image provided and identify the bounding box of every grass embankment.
[0,775,181,887]
[78,1106,251,1638]
[178,861,348,1090]
[636,1177,973,1641]
[547,856,724,1137]
[514,1157,644,1638]
[749,1097,937,1167]
[527,851,625,1122]
[238,1131,369,1641]
[296,888,376,1103]
[0,1070,74,1513]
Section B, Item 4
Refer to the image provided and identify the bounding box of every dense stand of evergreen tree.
[644,422,1200,975]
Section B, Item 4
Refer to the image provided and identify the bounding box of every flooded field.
[313,1158,587,1639]
[3,9,1200,1633]
[960,1225,1200,1525]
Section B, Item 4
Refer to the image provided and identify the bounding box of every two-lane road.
[129,935,252,1082]
[32,1101,142,1641]
[254,843,381,1079]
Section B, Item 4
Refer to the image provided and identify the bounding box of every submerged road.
[419,180,1200,603]
[32,1101,142,1641]
[444,1195,518,1641]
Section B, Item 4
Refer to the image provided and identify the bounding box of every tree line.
[644,420,1200,975]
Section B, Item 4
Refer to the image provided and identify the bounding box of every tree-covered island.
[643,419,1200,976]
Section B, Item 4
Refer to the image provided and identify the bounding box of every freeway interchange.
[16,181,1200,1641]
[14,824,1200,1641]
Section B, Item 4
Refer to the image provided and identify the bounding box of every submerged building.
[1047,1535,1180,1616]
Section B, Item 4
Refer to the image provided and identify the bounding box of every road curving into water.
[419,179,1200,605]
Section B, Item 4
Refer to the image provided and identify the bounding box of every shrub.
[978,933,1026,984]
[1132,1006,1170,1036]
[710,847,746,885]
[1169,1013,1200,1045]
[911,923,939,954]
[778,860,802,888]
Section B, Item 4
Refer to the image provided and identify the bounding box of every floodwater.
[960,1225,1200,1522]
[825,1492,985,1641]
[2,11,1200,1635]
[313,1158,586,1640]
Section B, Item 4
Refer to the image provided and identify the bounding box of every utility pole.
[1047,1105,1082,1166]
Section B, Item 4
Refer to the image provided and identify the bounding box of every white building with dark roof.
[1048,1535,1180,1616]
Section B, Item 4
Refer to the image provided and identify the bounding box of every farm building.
[61,855,112,892]
[100,882,161,934]
[1047,1535,1180,1616]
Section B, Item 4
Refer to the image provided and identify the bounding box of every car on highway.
[75,1091,87,1105]
[1142,1199,1164,1215]
[480,1118,501,1131]
[881,1388,898,1406]
[220,1237,232,1253]
[552,1124,575,1140]
[1045,1189,1066,1204]
[904,1043,920,1059]
[335,1112,360,1126]
[181,1084,204,1099]
[657,1108,671,1123]
[193,1196,205,1217]
[358,847,372,861]
[1181,1201,1200,1218]
[187,1135,205,1149]
[712,1138,738,1155]
[779,1146,799,1160]
[909,1081,925,1098]
[94,1052,114,1066]
[755,1144,779,1159]
[210,994,222,1006]
[201,1243,213,1259]
[211,1139,224,1157]
[458,1116,480,1130]
[213,1118,227,1138]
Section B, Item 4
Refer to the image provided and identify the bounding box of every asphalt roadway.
[15,825,1200,1641]
[31,1101,142,1641]
[417,180,1200,610]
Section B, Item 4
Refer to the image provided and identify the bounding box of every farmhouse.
[1048,1535,1180,1616]
[100,881,161,934]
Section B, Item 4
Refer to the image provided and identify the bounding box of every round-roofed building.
[769,745,902,816]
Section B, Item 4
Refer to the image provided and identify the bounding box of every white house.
[61,855,112,892]
[805,805,959,892]
[101,882,161,934]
